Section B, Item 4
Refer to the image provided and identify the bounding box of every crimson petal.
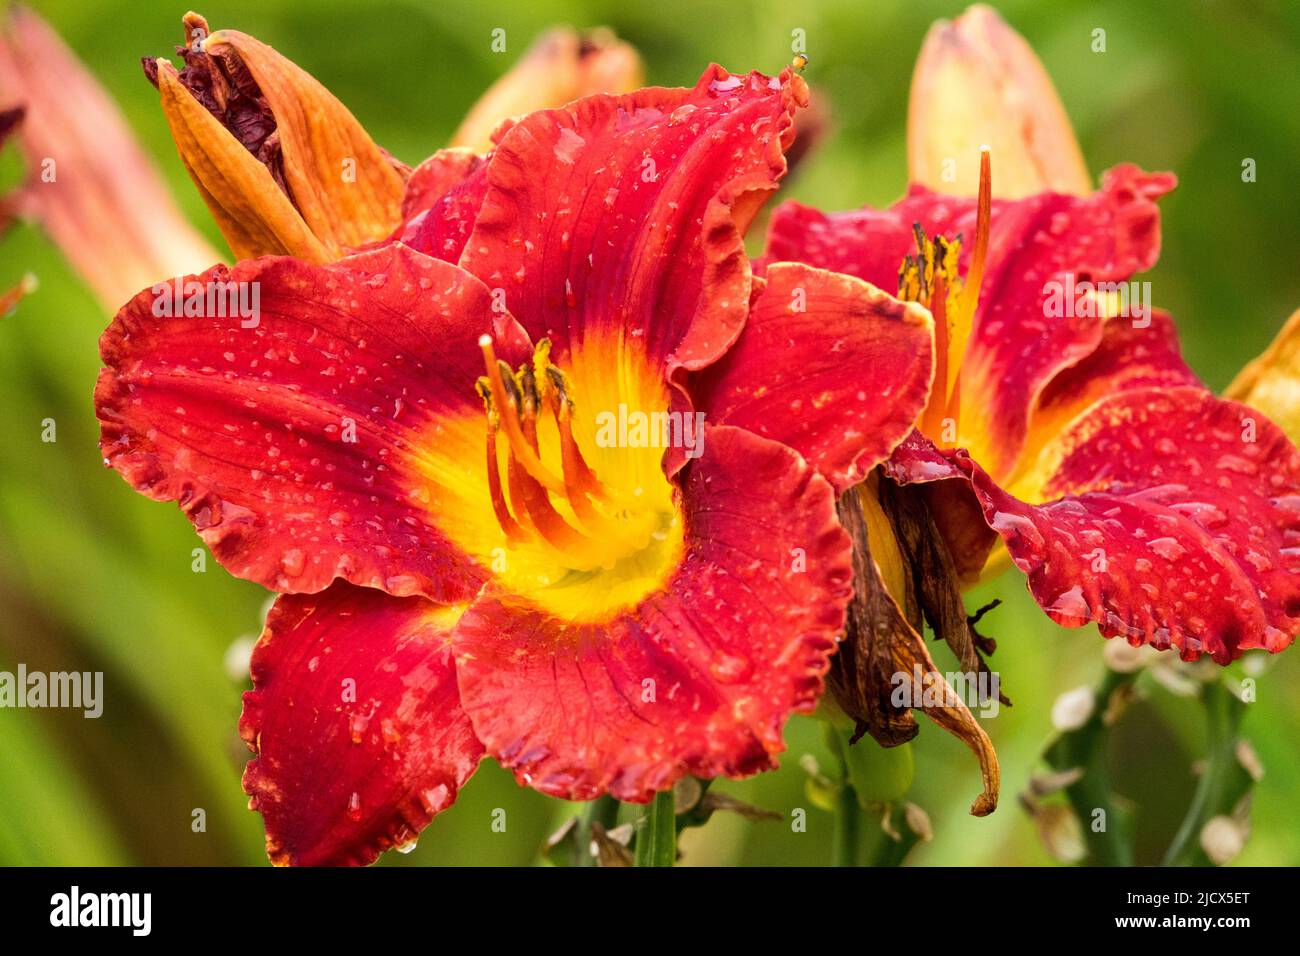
[96,242,531,601]
[402,150,489,262]
[451,425,851,801]
[1021,308,1198,477]
[459,64,807,388]
[894,389,1300,663]
[766,165,1175,481]
[692,262,934,493]
[241,582,483,865]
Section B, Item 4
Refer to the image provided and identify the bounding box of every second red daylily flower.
[96,64,934,864]
[766,7,1300,666]
[771,165,1300,664]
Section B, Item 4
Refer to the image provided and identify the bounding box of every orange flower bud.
[1227,308,1300,443]
[148,13,406,262]
[451,27,643,152]
[907,4,1090,199]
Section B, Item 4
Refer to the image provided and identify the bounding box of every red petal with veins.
[766,164,1175,481]
[96,242,531,601]
[1025,309,1198,458]
[451,425,851,801]
[459,64,807,387]
[887,311,1200,584]
[241,582,482,866]
[894,389,1300,663]
[692,262,934,493]
[401,150,489,261]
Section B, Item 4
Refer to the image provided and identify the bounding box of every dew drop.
[281,548,306,576]
[709,653,751,684]
[1216,454,1258,476]
[1048,584,1090,621]
[1147,537,1186,561]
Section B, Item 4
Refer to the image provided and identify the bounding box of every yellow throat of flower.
[413,335,684,623]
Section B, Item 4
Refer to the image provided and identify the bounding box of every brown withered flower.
[142,12,408,263]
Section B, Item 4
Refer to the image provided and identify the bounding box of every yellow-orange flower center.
[476,334,672,571]
[411,334,684,623]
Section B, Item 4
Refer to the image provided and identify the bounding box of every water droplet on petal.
[709,653,751,684]
[1147,537,1186,561]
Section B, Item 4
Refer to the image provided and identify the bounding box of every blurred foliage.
[1,0,1298,866]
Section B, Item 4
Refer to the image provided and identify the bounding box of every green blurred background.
[2,0,1298,866]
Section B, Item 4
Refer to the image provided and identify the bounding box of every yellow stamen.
[479,335,567,495]
[417,332,684,620]
[920,268,952,440]
[481,420,525,545]
[474,336,662,572]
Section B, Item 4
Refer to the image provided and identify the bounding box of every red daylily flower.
[765,13,1300,665]
[96,63,934,865]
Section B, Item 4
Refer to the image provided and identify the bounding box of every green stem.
[1163,682,1247,867]
[634,790,677,867]
[1045,668,1135,867]
[867,804,921,867]
[576,794,620,867]
[831,780,861,866]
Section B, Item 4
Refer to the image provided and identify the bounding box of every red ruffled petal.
[401,150,489,262]
[888,310,1201,584]
[459,64,808,387]
[766,164,1175,480]
[1024,309,1198,464]
[96,242,531,601]
[692,262,934,493]
[451,425,851,801]
[241,582,483,866]
[894,389,1300,663]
